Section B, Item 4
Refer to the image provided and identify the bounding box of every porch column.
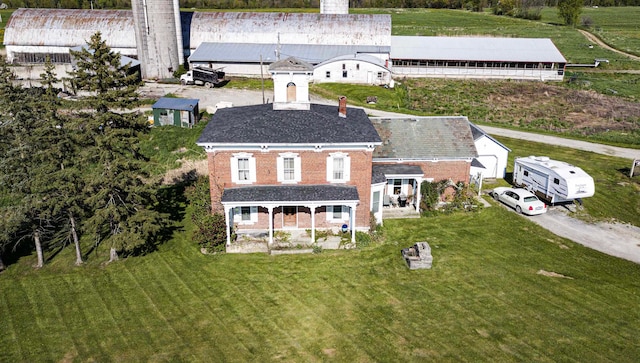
[350,203,356,243]
[223,205,233,246]
[309,205,316,244]
[267,206,274,246]
[415,178,422,213]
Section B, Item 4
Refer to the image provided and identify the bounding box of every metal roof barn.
[4,9,136,49]
[391,36,566,63]
[188,12,391,50]
[189,43,390,64]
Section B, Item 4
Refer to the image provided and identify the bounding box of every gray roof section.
[198,103,381,145]
[391,36,566,63]
[152,97,199,111]
[222,185,359,203]
[188,42,391,64]
[371,116,478,160]
[372,164,424,176]
[468,122,511,152]
[269,57,313,72]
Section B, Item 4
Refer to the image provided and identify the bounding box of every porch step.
[383,208,421,219]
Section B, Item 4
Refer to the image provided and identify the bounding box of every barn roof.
[188,42,390,64]
[391,36,566,63]
[197,103,381,145]
[189,12,392,49]
[4,8,136,49]
[371,116,478,160]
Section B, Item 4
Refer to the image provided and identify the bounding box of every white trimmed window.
[326,152,350,183]
[277,152,301,183]
[327,205,348,222]
[231,153,256,184]
[234,206,258,224]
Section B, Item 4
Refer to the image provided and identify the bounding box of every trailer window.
[554,178,560,184]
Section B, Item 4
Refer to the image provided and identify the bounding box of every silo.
[131,0,181,79]
[320,0,349,14]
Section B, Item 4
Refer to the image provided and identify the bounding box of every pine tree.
[68,32,165,262]
[0,58,53,268]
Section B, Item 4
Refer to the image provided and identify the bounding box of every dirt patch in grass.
[162,159,208,184]
[405,79,640,138]
[537,270,574,279]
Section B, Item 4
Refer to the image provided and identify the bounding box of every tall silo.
[131,0,181,79]
[320,0,349,14]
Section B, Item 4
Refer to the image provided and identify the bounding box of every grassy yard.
[1,205,639,361]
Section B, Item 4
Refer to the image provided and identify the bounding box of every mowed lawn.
[2,206,639,362]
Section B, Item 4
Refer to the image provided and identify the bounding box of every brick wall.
[207,148,373,229]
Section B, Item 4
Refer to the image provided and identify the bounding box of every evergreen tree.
[67,32,165,262]
[0,58,54,268]
[38,58,86,265]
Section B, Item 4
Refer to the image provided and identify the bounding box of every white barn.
[391,36,567,81]
[469,123,511,179]
[313,54,392,85]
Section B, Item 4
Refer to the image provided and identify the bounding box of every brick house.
[369,116,478,223]
[197,57,478,248]
[197,58,382,246]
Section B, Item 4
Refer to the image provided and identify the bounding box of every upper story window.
[231,152,256,184]
[277,152,301,183]
[326,152,350,183]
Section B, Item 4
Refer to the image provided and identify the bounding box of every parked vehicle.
[513,156,594,204]
[491,187,547,216]
[180,66,225,88]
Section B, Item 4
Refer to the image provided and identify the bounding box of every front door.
[283,206,297,228]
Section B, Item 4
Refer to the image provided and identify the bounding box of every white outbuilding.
[313,53,392,85]
[391,36,567,81]
[469,123,511,179]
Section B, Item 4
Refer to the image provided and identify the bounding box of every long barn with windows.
[391,36,567,81]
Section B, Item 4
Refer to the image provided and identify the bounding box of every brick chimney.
[338,96,347,118]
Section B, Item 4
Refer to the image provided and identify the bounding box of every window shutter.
[343,155,351,182]
[294,156,302,182]
[326,206,333,221]
[230,157,239,183]
[326,155,333,182]
[251,206,258,223]
[342,205,349,221]
[277,156,284,182]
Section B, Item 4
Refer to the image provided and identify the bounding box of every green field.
[2,201,639,361]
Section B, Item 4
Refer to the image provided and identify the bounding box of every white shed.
[313,53,391,85]
[469,123,510,179]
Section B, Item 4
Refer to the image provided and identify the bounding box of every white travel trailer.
[513,156,595,204]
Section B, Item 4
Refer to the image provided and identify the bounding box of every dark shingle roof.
[221,185,359,203]
[371,116,478,159]
[198,103,381,145]
[372,164,424,176]
[152,97,199,111]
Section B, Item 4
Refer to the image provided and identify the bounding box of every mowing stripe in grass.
[0,281,23,361]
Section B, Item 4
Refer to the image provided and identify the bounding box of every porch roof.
[372,164,424,177]
[221,184,359,204]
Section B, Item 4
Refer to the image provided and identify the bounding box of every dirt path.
[578,29,640,61]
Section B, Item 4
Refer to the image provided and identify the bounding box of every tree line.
[2,0,640,10]
[0,32,166,270]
